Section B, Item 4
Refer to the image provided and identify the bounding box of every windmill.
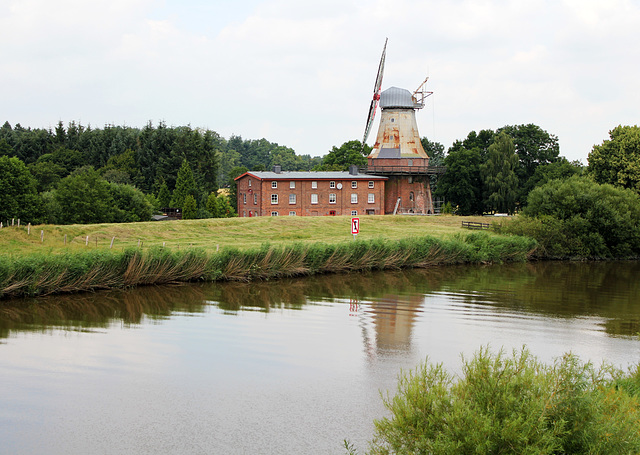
[362,40,440,215]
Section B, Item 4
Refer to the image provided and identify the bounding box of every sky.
[1,0,639,163]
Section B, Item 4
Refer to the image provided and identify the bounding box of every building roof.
[379,86,422,109]
[236,171,387,181]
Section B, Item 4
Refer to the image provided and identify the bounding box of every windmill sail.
[362,38,387,146]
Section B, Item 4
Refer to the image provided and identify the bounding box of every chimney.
[348,165,358,175]
[273,165,282,174]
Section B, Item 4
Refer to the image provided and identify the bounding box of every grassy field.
[0,215,496,257]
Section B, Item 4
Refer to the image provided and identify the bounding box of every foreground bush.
[357,347,640,455]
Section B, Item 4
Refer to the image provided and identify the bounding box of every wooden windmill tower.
[362,39,444,214]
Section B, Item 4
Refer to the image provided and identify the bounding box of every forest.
[1,119,639,237]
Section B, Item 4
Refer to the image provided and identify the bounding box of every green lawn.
[0,215,497,256]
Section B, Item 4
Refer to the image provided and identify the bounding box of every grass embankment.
[0,216,535,299]
[0,215,490,256]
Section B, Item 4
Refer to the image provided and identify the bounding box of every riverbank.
[0,230,536,299]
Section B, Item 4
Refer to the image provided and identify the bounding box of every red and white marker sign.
[351,217,360,235]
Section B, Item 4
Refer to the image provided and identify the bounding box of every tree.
[435,147,483,215]
[522,157,583,198]
[421,137,445,165]
[54,166,115,224]
[0,156,43,223]
[156,180,171,208]
[215,193,235,218]
[206,192,218,217]
[587,125,640,192]
[481,132,519,214]
[497,124,560,187]
[109,183,153,222]
[170,159,199,209]
[182,194,197,220]
[315,140,370,171]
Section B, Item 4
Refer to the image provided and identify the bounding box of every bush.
[361,347,640,455]
[499,176,640,258]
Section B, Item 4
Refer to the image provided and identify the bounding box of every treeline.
[432,124,584,215]
[0,120,321,224]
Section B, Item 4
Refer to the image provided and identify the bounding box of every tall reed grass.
[0,232,536,299]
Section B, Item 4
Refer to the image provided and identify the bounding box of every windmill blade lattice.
[362,38,387,147]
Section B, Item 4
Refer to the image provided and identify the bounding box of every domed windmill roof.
[379,87,423,109]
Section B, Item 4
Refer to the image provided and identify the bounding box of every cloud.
[1,0,639,162]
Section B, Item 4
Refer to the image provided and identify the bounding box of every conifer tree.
[170,159,198,209]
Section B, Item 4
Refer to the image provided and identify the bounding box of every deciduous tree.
[587,125,640,192]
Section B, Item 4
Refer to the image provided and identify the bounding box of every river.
[1,261,639,454]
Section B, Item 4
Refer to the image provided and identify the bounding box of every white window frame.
[351,210,358,216]
[289,211,296,216]
[351,181,357,188]
[290,181,295,189]
[329,193,336,204]
[289,194,296,204]
[248,179,252,187]
[271,211,279,216]
[254,194,257,204]
[311,181,318,189]
[368,193,375,203]
[368,181,374,189]
[243,193,247,204]
[311,194,318,204]
[272,181,278,189]
[271,194,278,204]
[330,181,336,188]
[351,194,358,204]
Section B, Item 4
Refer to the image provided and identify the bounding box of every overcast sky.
[2,0,638,163]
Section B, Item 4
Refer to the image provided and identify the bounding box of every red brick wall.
[383,175,433,214]
[236,175,386,217]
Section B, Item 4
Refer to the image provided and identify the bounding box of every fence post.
[17,219,20,227]
[27,223,31,235]
[12,218,14,227]
[86,236,89,246]
[64,234,67,245]
[41,230,44,242]
[110,237,115,249]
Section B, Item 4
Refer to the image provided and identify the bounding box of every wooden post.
[64,234,67,245]
[27,223,31,235]
[162,242,166,248]
[110,237,115,249]
[137,239,140,248]
[217,244,219,252]
[0,222,3,229]
[17,219,20,227]
[41,230,44,242]
[85,236,89,246]
[12,218,15,226]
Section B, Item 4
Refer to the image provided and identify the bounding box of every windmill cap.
[380,86,422,109]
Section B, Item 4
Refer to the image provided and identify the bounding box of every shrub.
[362,347,640,455]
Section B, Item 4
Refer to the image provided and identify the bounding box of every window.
[290,181,295,189]
[271,211,279,216]
[351,210,358,216]
[351,194,358,204]
[329,193,336,204]
[311,181,317,189]
[271,194,278,204]
[368,181,374,189]
[408,159,413,166]
[368,193,375,203]
[409,192,415,201]
[243,193,247,204]
[254,194,257,204]
[248,179,252,187]
[329,210,336,216]
[243,211,246,217]
[311,194,318,204]
[330,181,336,188]
[289,211,296,216]
[272,181,278,189]
[289,194,296,204]
[408,176,413,184]
[351,181,357,188]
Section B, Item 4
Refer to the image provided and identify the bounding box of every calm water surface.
[1,261,640,454]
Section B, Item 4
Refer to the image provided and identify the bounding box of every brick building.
[235,166,387,217]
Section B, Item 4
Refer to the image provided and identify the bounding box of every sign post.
[351,217,360,240]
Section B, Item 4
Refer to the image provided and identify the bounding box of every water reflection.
[1,261,639,341]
